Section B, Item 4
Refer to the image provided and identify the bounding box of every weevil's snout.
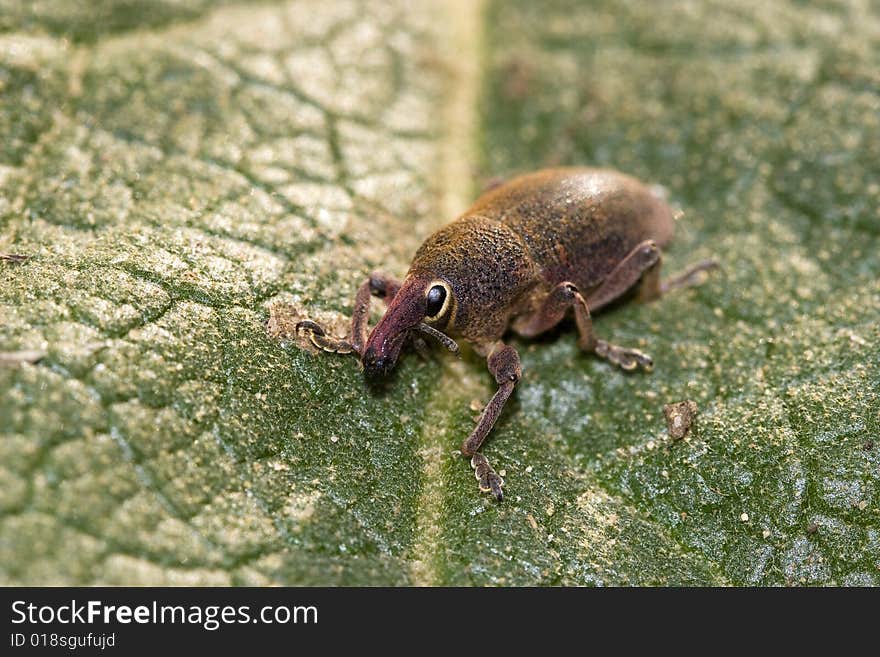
[362,341,403,379]
[360,278,428,379]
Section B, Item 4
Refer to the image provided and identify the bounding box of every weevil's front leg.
[294,320,357,354]
[460,342,521,501]
[461,343,521,456]
[514,281,653,371]
[296,271,401,355]
[471,453,504,502]
[349,272,402,354]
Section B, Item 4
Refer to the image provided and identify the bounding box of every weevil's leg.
[574,287,654,371]
[471,453,504,502]
[295,320,356,354]
[512,282,581,337]
[350,271,402,354]
[585,240,718,309]
[586,240,662,311]
[461,343,521,455]
[644,258,719,301]
[460,342,520,502]
[514,281,653,371]
[410,334,432,360]
[297,271,402,356]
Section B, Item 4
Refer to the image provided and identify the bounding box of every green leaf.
[1,0,878,585]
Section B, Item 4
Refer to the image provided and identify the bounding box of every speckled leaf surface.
[1,0,878,586]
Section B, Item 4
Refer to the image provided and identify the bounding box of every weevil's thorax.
[408,215,538,341]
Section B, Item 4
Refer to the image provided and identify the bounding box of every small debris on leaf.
[266,302,305,340]
[663,399,699,440]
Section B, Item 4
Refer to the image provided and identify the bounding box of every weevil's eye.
[425,282,449,319]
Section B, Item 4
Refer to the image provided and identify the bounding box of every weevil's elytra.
[297,167,718,501]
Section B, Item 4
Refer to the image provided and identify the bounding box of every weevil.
[297,167,717,501]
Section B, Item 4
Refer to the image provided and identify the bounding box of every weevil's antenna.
[415,323,460,356]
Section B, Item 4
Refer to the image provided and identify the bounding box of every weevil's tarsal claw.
[471,453,504,502]
[595,339,653,372]
[416,323,460,356]
[295,319,356,355]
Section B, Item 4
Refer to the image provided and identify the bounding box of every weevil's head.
[362,215,535,379]
[361,273,453,379]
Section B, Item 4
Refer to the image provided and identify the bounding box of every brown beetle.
[298,168,717,501]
